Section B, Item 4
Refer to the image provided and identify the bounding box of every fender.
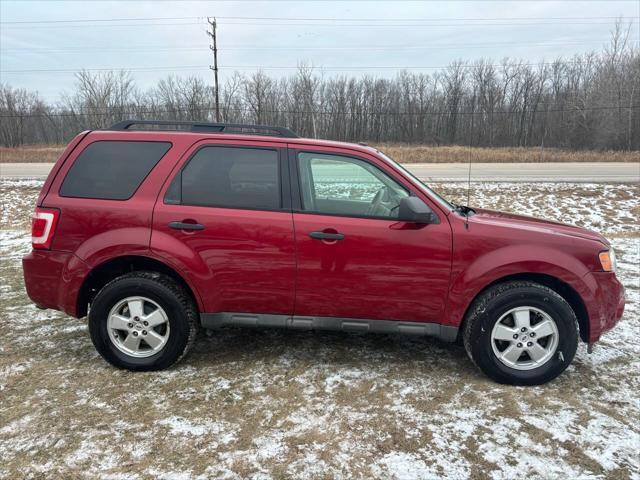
[73,227,153,265]
[138,250,206,312]
[443,244,595,328]
[148,229,211,278]
[76,250,206,315]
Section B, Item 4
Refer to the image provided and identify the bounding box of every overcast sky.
[1,0,638,103]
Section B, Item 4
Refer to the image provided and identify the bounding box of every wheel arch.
[457,272,590,343]
[76,255,203,318]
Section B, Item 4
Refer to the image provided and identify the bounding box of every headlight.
[599,248,617,273]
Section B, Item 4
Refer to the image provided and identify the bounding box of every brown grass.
[373,143,640,163]
[0,144,65,163]
[2,143,639,164]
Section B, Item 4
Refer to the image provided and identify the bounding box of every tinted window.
[298,152,408,219]
[168,146,280,210]
[60,141,171,200]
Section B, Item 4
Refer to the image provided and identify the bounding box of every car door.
[151,139,296,315]
[290,146,452,323]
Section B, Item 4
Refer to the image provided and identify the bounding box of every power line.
[0,16,204,24]
[0,39,614,53]
[1,15,637,24]
[33,85,635,103]
[215,20,639,27]
[1,21,206,29]
[1,104,637,119]
[0,59,622,75]
[0,66,207,74]
[2,19,637,29]
[191,15,640,22]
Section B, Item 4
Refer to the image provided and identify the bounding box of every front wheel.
[89,272,198,371]
[462,281,578,385]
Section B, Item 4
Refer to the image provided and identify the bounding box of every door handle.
[309,231,345,241]
[168,221,205,231]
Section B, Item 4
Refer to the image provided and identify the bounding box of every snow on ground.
[0,179,638,479]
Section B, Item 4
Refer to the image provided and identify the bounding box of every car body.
[22,121,625,384]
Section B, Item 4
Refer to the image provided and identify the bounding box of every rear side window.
[165,146,280,210]
[60,141,171,200]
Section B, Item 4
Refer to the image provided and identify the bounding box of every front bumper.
[22,249,89,318]
[585,271,625,343]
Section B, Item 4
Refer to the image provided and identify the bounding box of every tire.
[88,271,198,371]
[462,281,578,386]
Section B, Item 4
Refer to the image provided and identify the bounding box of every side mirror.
[398,197,439,224]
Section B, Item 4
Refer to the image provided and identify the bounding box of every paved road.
[1,162,638,183]
[412,162,639,183]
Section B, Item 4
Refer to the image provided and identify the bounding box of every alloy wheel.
[107,296,170,358]
[490,306,559,371]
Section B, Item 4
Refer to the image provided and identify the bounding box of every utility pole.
[207,17,220,122]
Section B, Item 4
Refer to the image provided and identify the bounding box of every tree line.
[1,25,638,150]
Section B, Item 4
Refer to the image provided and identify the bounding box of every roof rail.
[108,120,299,138]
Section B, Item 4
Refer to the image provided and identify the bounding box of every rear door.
[290,146,452,323]
[151,139,296,315]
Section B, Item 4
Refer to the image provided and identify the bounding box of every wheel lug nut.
[133,331,138,336]
[530,332,535,337]
[134,317,140,321]
[142,330,147,335]
[513,334,519,339]
[527,342,533,347]
[521,327,527,332]
[143,321,148,326]
[128,323,133,328]
[517,343,522,348]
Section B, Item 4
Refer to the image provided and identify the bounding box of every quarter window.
[297,152,409,219]
[166,146,280,210]
[60,141,171,200]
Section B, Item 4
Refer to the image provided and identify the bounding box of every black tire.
[88,271,198,371]
[462,281,578,386]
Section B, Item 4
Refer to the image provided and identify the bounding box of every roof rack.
[108,120,299,138]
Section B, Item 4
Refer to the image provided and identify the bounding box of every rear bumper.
[22,249,89,318]
[585,271,625,344]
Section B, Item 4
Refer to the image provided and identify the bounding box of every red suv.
[22,120,625,385]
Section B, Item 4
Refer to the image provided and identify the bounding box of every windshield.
[377,151,454,211]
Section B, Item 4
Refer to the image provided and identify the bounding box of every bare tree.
[1,27,638,150]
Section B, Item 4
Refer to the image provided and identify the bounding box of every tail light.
[31,207,60,250]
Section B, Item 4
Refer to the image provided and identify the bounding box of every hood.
[470,208,609,245]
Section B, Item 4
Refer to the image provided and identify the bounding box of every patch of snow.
[372,452,435,480]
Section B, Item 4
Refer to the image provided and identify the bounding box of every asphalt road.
[1,162,638,183]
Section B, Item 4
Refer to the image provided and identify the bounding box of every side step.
[200,312,458,342]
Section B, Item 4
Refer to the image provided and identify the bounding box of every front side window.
[378,151,453,211]
[60,140,171,200]
[166,146,280,210]
[297,152,409,219]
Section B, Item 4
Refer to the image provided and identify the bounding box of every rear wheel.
[462,281,578,385]
[89,272,198,371]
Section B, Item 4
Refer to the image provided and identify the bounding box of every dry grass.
[373,143,640,163]
[0,145,65,163]
[2,143,640,164]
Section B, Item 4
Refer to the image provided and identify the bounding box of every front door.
[291,148,452,323]
[151,141,296,315]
